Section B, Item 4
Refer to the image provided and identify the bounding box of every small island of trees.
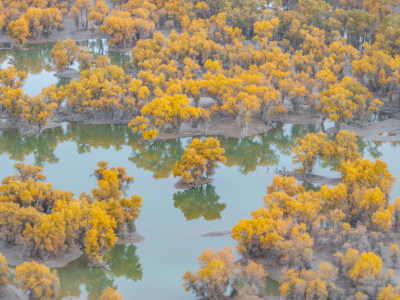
[173,137,226,188]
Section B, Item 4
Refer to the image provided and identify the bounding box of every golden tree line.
[3,1,400,136]
[2,0,399,51]
[2,0,107,47]
[0,161,142,266]
[183,130,400,299]
[126,16,386,138]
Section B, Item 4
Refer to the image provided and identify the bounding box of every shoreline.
[274,170,342,186]
[0,30,105,46]
[343,118,400,142]
[175,178,213,189]
[3,112,400,143]
[0,111,321,137]
[0,241,83,268]
[0,285,28,300]
[0,233,144,268]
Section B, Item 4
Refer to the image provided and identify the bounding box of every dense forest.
[1,0,400,299]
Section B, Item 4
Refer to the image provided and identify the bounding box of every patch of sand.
[0,231,144,268]
[343,119,400,142]
[175,178,213,189]
[0,285,28,300]
[275,171,341,186]
[201,229,231,237]
[0,241,83,268]
[115,233,145,245]
[278,112,321,125]
[54,69,81,80]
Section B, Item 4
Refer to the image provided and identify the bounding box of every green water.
[0,123,399,299]
[0,39,129,96]
[1,41,400,299]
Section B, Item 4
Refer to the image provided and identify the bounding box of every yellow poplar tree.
[84,204,117,265]
[173,137,226,186]
[15,261,59,300]
[100,287,123,300]
[183,247,236,300]
[8,18,29,48]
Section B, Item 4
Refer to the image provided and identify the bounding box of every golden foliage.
[173,137,226,185]
[15,261,59,300]
[183,247,235,299]
[100,287,123,300]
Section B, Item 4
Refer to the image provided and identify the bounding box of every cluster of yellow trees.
[127,14,389,138]
[0,161,142,266]
[0,252,123,300]
[183,247,268,299]
[1,0,104,47]
[2,0,400,137]
[5,5,63,47]
[184,130,400,299]
[173,137,226,186]
[1,41,148,130]
[0,66,61,133]
[122,0,400,138]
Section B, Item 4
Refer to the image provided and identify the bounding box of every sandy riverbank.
[344,119,400,142]
[54,69,81,80]
[0,108,322,137]
[0,284,28,300]
[201,229,231,237]
[275,171,341,186]
[115,233,145,245]
[0,241,83,268]
[0,232,144,268]
[159,111,322,140]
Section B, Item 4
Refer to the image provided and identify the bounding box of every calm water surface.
[0,39,130,96]
[0,123,399,299]
[1,41,400,300]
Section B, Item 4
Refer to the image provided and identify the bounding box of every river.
[0,40,399,300]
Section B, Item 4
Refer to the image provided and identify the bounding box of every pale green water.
[1,41,400,299]
[0,39,129,96]
[1,123,399,299]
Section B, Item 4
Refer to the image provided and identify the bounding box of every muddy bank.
[3,107,399,142]
[115,233,145,245]
[277,112,321,125]
[275,171,342,186]
[343,119,400,142]
[0,232,144,268]
[201,229,231,237]
[0,111,316,138]
[0,241,83,268]
[0,31,104,45]
[0,285,28,300]
[175,178,213,189]
[54,69,81,80]
[0,114,62,135]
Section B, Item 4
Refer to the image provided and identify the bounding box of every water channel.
[0,40,399,299]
